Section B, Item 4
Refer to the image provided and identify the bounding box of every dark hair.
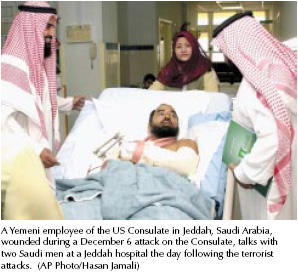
[180,22,190,32]
[143,73,156,83]
[148,106,179,124]
[149,110,155,124]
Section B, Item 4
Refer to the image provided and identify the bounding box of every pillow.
[100,88,210,105]
[54,102,104,179]
[93,90,211,140]
[100,88,231,112]
[188,112,231,218]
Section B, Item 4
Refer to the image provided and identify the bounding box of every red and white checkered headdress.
[2,1,59,148]
[212,14,297,216]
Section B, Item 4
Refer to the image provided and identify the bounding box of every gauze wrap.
[120,141,199,178]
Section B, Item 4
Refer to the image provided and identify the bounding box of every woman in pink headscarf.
[150,31,219,92]
[212,12,297,220]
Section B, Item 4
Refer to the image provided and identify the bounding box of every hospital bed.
[54,88,237,220]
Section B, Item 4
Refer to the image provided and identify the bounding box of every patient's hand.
[40,148,60,168]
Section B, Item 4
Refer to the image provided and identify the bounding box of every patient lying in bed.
[92,104,200,179]
[56,104,212,220]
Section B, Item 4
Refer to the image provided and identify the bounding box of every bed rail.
[222,169,236,220]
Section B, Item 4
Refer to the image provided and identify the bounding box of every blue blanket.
[56,160,213,220]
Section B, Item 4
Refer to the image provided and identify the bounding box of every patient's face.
[149,104,179,138]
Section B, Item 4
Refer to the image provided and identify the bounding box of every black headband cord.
[213,11,253,38]
[18,5,57,15]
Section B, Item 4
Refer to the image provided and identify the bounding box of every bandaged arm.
[140,142,199,177]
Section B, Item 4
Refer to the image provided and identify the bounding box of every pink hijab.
[212,15,297,215]
[157,31,212,88]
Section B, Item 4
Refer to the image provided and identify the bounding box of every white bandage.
[105,142,121,160]
[119,141,137,161]
[140,141,199,178]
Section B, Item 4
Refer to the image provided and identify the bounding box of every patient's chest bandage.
[140,141,200,178]
[119,141,137,161]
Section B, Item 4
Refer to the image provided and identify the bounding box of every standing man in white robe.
[212,12,297,220]
[1,1,85,192]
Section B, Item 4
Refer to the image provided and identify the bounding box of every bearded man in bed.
[57,104,211,220]
[119,104,200,179]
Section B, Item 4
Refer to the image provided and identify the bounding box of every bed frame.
[223,169,241,220]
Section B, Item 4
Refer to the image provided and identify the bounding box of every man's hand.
[72,95,85,111]
[40,148,60,168]
[228,164,255,189]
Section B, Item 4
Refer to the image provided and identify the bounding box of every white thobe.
[233,79,297,220]
[1,70,74,192]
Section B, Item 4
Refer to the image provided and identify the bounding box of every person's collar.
[145,136,177,147]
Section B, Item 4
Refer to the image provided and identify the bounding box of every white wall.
[117,2,129,45]
[118,1,157,87]
[58,2,103,98]
[270,2,281,39]
[185,2,199,30]
[279,1,297,41]
[118,1,156,45]
[58,2,105,128]
[156,1,182,35]
[103,1,118,43]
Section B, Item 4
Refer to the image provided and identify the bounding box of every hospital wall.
[1,1,297,132]
[58,1,118,129]
[2,1,297,93]
[58,2,119,97]
[57,1,296,131]
[118,1,157,87]
[181,1,200,31]
[279,1,297,41]
[118,1,183,87]
[269,1,297,41]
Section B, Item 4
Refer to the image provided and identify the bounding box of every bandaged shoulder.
[140,142,199,178]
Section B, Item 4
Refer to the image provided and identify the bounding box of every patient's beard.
[151,125,179,139]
